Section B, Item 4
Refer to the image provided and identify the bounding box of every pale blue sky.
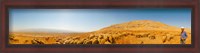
[9,8,191,32]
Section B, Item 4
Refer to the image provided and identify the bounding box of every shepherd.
[180,27,188,44]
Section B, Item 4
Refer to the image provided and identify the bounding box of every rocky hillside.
[100,20,189,31]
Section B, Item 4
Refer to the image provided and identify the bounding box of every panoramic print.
[9,8,191,44]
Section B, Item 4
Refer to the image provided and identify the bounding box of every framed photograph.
[0,0,199,53]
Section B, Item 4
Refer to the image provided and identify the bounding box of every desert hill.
[92,20,191,44]
[102,20,172,30]
[9,20,191,44]
[100,20,190,31]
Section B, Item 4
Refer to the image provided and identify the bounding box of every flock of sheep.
[11,31,185,44]
[52,31,157,44]
[30,31,137,44]
[54,34,118,44]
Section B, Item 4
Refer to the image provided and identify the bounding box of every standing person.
[180,27,188,44]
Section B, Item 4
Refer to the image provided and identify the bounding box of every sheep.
[73,36,80,40]
[84,40,92,44]
[56,39,62,42]
[64,40,71,44]
[108,35,115,44]
[162,36,167,43]
[104,41,111,44]
[24,40,29,43]
[136,35,142,38]
[45,37,50,41]
[99,38,107,44]
[69,40,74,44]
[77,40,84,44]
[88,34,95,39]
[98,35,103,39]
[149,36,156,39]
[31,39,44,44]
[91,39,99,44]
[73,40,79,44]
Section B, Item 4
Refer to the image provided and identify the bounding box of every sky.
[9,8,191,32]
